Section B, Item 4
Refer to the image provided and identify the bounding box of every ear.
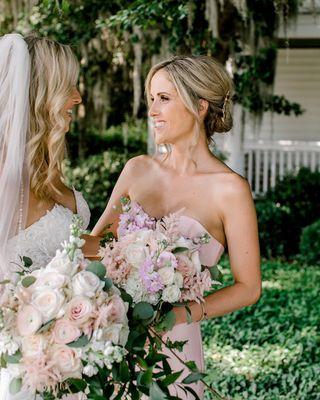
[199,99,209,118]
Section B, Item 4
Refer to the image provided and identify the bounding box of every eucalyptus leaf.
[6,350,22,364]
[68,334,90,348]
[9,377,22,395]
[21,275,36,288]
[86,261,106,279]
[133,302,154,320]
[37,319,55,334]
[182,372,206,384]
[172,247,189,254]
[103,277,113,290]
[149,381,167,400]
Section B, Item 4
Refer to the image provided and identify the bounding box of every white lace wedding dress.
[0,188,90,400]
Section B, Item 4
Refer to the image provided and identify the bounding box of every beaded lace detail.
[7,188,90,273]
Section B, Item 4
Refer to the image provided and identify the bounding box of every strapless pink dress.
[162,215,225,399]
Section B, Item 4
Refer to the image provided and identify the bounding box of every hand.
[81,234,101,259]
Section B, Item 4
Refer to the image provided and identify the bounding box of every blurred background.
[1,0,319,398]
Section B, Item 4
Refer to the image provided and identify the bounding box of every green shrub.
[256,168,320,259]
[299,219,320,266]
[255,200,293,259]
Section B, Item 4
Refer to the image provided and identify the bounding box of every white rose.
[47,250,78,276]
[83,364,98,377]
[173,272,184,288]
[191,251,202,273]
[32,270,68,290]
[162,285,181,303]
[124,243,146,269]
[101,324,122,344]
[158,267,175,286]
[72,271,103,298]
[31,288,66,322]
[50,344,82,379]
[21,334,47,357]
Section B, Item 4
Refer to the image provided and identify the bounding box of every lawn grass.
[202,257,320,400]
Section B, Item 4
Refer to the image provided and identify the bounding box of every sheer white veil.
[0,33,30,280]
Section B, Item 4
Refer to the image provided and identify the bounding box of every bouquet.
[0,216,129,399]
[100,198,222,324]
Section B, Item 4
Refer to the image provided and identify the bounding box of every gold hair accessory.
[221,90,230,123]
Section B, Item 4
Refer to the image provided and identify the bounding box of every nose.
[148,100,159,117]
[73,88,82,105]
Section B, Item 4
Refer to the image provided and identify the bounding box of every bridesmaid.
[92,55,262,398]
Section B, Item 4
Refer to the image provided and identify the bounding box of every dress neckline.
[129,199,225,250]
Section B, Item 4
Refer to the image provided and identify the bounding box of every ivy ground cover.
[202,258,320,400]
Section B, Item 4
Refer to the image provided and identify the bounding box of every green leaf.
[185,305,193,324]
[185,360,199,373]
[119,287,133,305]
[21,275,36,288]
[119,360,130,382]
[86,261,106,279]
[68,334,90,348]
[149,381,167,400]
[0,279,11,285]
[162,370,183,386]
[182,372,206,384]
[67,378,87,392]
[208,265,223,281]
[9,377,22,395]
[154,310,176,333]
[165,339,188,352]
[37,319,55,333]
[172,247,189,254]
[22,256,33,268]
[6,350,22,364]
[133,302,154,320]
[137,368,153,387]
[103,277,113,290]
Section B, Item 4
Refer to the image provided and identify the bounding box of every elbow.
[249,283,262,305]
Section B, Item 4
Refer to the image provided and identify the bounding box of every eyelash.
[150,96,169,103]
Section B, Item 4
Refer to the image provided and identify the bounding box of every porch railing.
[244,139,320,196]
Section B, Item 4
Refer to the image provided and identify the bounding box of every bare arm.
[91,157,145,237]
[174,176,262,324]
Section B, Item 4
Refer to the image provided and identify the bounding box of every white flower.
[31,288,66,322]
[72,271,103,298]
[21,335,47,357]
[124,243,146,269]
[162,285,181,303]
[32,270,68,290]
[158,267,175,286]
[125,274,144,304]
[173,272,184,288]
[47,250,78,276]
[191,251,202,273]
[83,364,98,377]
[0,331,19,356]
[175,237,191,249]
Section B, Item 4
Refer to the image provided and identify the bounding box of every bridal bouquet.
[0,216,129,399]
[100,198,222,314]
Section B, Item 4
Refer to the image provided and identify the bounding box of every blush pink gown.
[162,215,225,399]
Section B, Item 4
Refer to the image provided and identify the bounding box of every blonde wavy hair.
[25,35,79,199]
[145,55,234,147]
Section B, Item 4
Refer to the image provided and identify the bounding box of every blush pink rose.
[94,295,127,329]
[65,296,94,327]
[50,344,82,379]
[52,319,81,344]
[16,305,43,336]
[176,254,196,277]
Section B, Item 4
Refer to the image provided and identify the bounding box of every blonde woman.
[92,55,262,398]
[0,33,90,399]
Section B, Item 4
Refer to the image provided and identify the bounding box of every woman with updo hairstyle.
[93,55,261,398]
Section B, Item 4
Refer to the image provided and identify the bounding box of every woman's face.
[148,69,196,145]
[62,87,82,132]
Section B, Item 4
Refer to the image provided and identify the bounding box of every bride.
[92,55,262,398]
[0,33,90,399]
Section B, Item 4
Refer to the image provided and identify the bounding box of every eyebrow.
[150,91,172,96]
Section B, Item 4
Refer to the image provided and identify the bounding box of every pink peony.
[51,319,81,344]
[65,296,94,327]
[176,254,196,277]
[94,295,127,329]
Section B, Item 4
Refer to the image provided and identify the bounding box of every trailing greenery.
[299,219,320,266]
[202,257,320,399]
[255,168,320,259]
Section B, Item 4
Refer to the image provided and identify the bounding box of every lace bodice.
[7,188,90,273]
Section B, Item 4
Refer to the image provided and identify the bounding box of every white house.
[219,2,320,196]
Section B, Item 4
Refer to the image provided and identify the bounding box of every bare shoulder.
[124,154,159,176]
[218,172,251,198]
